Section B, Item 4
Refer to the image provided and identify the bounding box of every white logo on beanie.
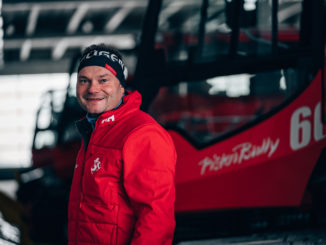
[123,66,128,80]
[84,50,127,79]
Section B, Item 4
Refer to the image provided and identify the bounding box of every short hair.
[81,43,124,61]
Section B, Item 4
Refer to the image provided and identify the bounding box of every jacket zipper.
[75,130,92,242]
[74,148,86,243]
[79,159,85,208]
[75,121,100,242]
[79,127,96,206]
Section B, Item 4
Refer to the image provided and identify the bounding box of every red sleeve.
[122,124,177,245]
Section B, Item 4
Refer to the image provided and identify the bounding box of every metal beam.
[104,2,137,33]
[4,34,137,50]
[26,5,40,36]
[278,3,301,23]
[20,39,32,61]
[0,59,71,75]
[52,38,69,60]
[3,1,148,12]
[66,3,89,34]
[158,2,184,27]
[0,54,137,75]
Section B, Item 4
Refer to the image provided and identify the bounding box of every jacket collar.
[95,90,141,128]
[76,90,142,149]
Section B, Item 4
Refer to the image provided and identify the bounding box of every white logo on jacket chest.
[91,157,101,174]
[101,115,115,124]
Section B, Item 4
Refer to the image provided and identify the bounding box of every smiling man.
[77,65,125,115]
[68,44,177,245]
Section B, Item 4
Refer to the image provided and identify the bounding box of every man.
[68,43,177,245]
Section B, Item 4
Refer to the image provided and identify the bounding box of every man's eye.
[100,79,108,83]
[79,79,87,83]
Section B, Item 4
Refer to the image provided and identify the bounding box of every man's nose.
[88,81,100,93]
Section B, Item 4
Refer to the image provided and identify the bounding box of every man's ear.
[121,85,125,94]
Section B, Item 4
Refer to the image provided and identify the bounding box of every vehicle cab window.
[148,0,314,145]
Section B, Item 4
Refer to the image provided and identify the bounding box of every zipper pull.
[80,193,84,208]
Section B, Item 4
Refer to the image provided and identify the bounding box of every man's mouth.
[86,98,103,101]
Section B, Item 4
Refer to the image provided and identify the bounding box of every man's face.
[77,65,125,116]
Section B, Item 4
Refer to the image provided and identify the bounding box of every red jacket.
[68,91,176,245]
